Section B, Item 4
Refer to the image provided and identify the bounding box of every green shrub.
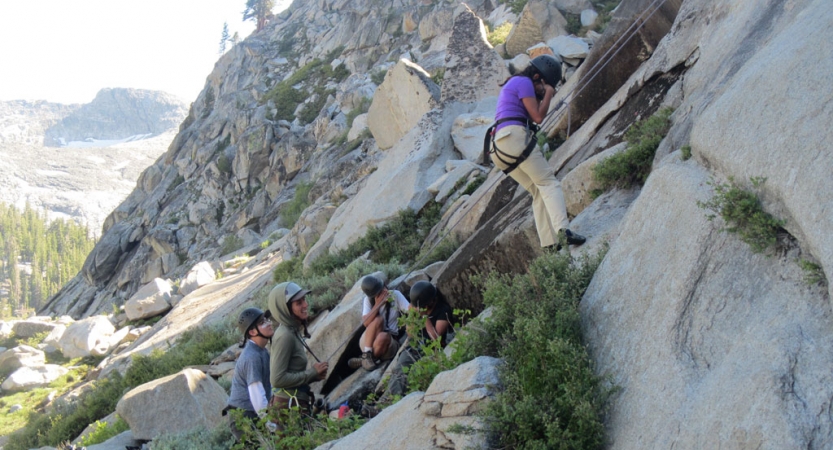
[21,331,49,348]
[454,246,610,449]
[78,417,129,446]
[508,0,528,14]
[565,13,582,35]
[217,154,233,174]
[592,107,673,193]
[280,181,315,228]
[371,69,387,86]
[487,22,513,46]
[123,324,237,388]
[233,407,365,450]
[415,236,460,269]
[398,307,470,392]
[799,260,826,286]
[151,425,235,450]
[307,201,443,276]
[262,58,346,123]
[461,174,487,196]
[272,203,444,312]
[220,235,244,256]
[431,68,445,86]
[697,177,786,254]
[681,145,692,161]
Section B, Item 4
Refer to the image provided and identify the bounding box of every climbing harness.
[313,0,673,366]
[482,117,540,174]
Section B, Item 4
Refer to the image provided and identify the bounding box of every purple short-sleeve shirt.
[495,76,536,131]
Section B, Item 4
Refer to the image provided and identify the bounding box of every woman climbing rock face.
[488,54,586,250]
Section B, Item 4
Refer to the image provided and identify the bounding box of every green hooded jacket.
[267,282,319,402]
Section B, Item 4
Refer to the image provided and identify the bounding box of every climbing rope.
[317,0,673,365]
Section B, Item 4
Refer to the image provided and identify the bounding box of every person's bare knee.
[361,316,384,350]
[372,332,391,359]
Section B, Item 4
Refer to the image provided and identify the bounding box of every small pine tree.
[243,0,275,31]
[219,22,230,55]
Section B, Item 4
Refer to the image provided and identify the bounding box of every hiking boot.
[348,351,379,371]
[361,403,381,418]
[560,228,586,246]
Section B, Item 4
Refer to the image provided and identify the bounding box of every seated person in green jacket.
[267,282,328,415]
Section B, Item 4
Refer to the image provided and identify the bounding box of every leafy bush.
[508,0,529,14]
[280,181,315,228]
[697,177,786,254]
[123,324,237,388]
[262,58,346,124]
[455,247,610,449]
[565,13,582,35]
[681,145,692,161]
[371,69,387,86]
[78,417,130,446]
[398,307,470,392]
[151,425,235,450]
[592,107,673,194]
[431,68,445,86]
[461,174,487,196]
[487,22,513,46]
[233,407,365,450]
[221,234,244,256]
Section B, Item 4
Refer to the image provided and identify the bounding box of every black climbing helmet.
[237,307,265,335]
[361,275,385,299]
[409,281,437,309]
[530,54,562,88]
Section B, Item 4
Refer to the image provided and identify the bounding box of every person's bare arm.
[521,84,554,123]
[361,296,386,326]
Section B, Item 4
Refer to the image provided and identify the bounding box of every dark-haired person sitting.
[225,307,274,441]
[387,281,453,396]
[348,275,411,371]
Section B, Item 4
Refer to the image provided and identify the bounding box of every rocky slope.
[31,0,833,447]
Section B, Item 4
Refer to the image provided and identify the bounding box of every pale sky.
[0,0,291,105]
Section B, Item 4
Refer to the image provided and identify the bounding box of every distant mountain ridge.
[43,88,188,147]
[0,100,80,146]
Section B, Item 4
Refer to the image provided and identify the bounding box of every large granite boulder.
[81,221,142,286]
[504,0,568,58]
[320,356,500,449]
[0,345,46,373]
[179,261,217,296]
[440,7,509,104]
[125,278,173,321]
[59,316,117,359]
[1,365,69,392]
[12,319,59,338]
[116,368,228,440]
[305,103,467,260]
[561,142,627,217]
[367,59,440,150]
[581,161,833,449]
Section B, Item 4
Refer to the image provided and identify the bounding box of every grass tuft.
[697,176,786,254]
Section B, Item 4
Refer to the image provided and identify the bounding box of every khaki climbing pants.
[491,125,569,247]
